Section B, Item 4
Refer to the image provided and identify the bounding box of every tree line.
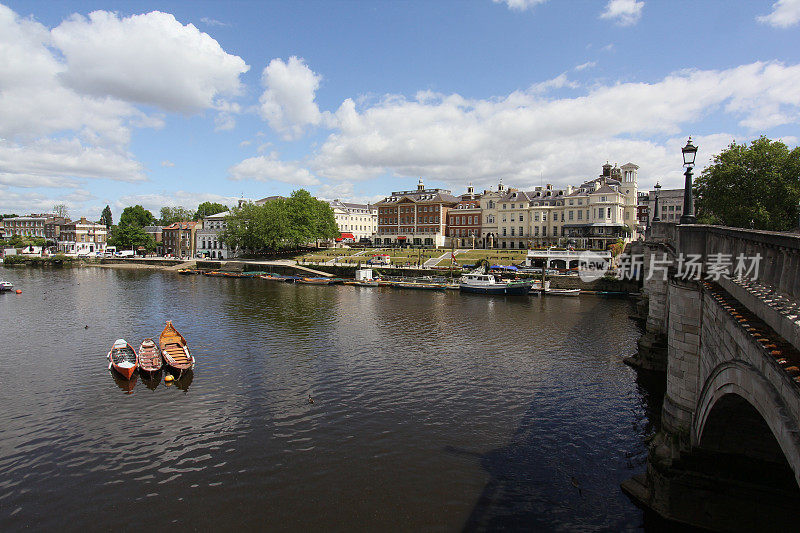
[107,201,230,250]
[106,191,339,254]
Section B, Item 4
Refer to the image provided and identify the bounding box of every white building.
[58,217,107,254]
[328,199,377,243]
[196,211,234,259]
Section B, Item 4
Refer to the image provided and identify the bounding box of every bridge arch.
[694,360,800,486]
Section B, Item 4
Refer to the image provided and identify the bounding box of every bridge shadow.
[458,307,678,531]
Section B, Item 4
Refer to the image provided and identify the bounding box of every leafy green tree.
[108,224,155,251]
[100,205,113,227]
[159,206,193,225]
[695,137,800,230]
[220,190,339,253]
[9,235,46,248]
[119,205,156,228]
[194,202,228,220]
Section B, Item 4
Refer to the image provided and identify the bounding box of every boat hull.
[112,362,136,380]
[459,283,531,295]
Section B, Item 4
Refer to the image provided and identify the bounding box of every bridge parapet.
[677,225,800,353]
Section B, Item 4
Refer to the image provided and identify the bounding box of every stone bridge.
[623,223,800,530]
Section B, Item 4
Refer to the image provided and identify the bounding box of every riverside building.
[58,217,108,255]
[328,199,377,243]
[374,180,459,247]
[196,212,233,259]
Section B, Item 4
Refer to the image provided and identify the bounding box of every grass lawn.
[296,247,531,267]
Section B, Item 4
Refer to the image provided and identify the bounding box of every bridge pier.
[626,242,672,372]
[623,225,800,530]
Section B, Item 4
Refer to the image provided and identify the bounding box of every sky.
[1,0,799,220]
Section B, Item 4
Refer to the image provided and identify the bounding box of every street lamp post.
[680,136,698,224]
[652,182,662,222]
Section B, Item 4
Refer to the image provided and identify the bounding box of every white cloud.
[200,17,229,27]
[0,138,145,187]
[600,0,644,26]
[214,113,236,131]
[228,152,320,186]
[161,160,175,167]
[758,0,800,28]
[575,61,597,71]
[259,56,329,139]
[0,4,248,201]
[308,61,800,193]
[492,0,548,12]
[51,10,249,114]
[314,182,383,205]
[0,186,96,216]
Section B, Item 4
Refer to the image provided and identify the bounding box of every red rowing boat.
[107,339,138,380]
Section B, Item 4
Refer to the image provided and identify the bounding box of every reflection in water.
[111,371,137,394]
[0,267,660,531]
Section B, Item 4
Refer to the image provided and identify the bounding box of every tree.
[194,202,228,220]
[53,204,69,219]
[159,206,193,225]
[100,205,113,228]
[695,137,800,231]
[119,205,156,228]
[108,224,155,251]
[219,189,339,254]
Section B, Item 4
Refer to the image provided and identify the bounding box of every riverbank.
[3,255,641,293]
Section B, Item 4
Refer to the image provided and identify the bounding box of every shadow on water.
[140,370,162,390]
[110,371,137,394]
[461,298,669,532]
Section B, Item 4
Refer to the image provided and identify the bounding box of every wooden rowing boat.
[138,338,163,375]
[159,321,194,377]
[107,339,138,380]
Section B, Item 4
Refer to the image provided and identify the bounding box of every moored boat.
[297,277,341,285]
[107,339,138,380]
[459,271,531,295]
[545,288,581,297]
[394,280,446,291]
[159,321,195,378]
[138,338,163,376]
[0,280,13,291]
[344,280,379,287]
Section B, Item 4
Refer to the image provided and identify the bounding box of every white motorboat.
[459,271,531,295]
[0,280,13,291]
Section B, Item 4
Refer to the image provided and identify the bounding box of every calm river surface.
[0,266,664,531]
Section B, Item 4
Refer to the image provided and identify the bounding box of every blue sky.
[1,0,799,220]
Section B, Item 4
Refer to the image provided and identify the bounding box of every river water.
[0,266,664,531]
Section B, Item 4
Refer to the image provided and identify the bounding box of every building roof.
[203,211,230,220]
[376,189,459,205]
[163,221,199,230]
[592,184,619,195]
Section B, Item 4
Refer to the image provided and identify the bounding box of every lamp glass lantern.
[682,137,698,166]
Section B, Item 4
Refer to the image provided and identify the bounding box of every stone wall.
[662,278,702,440]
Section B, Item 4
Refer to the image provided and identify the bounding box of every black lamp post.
[652,182,662,222]
[680,137,698,224]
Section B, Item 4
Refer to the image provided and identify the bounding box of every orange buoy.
[15,289,22,294]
